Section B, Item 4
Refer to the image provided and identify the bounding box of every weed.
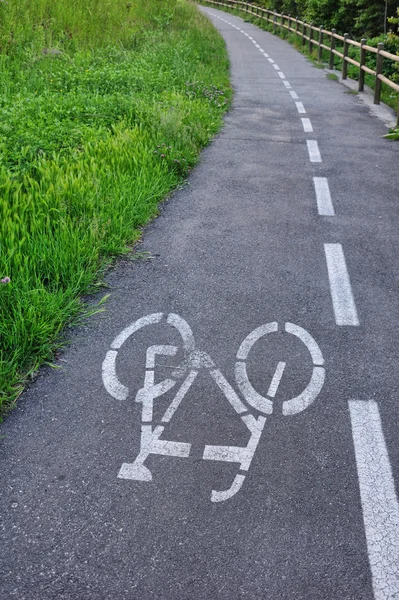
[327,73,339,80]
[0,0,231,415]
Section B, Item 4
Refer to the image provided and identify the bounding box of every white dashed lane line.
[313,177,335,216]
[295,101,306,114]
[324,243,359,326]
[307,140,322,163]
[289,91,299,100]
[301,117,313,132]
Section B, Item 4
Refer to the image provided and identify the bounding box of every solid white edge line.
[324,243,359,326]
[313,177,335,216]
[349,400,399,600]
[306,140,322,163]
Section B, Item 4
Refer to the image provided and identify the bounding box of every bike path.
[1,6,399,599]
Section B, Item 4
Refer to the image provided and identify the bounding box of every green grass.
[0,0,231,416]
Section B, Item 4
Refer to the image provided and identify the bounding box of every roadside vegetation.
[254,0,398,39]
[0,0,231,416]
[202,1,399,125]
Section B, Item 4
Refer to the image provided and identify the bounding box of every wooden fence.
[201,0,399,125]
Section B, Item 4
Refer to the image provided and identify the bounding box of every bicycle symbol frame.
[102,313,325,502]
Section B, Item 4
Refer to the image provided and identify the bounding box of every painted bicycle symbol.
[102,313,325,503]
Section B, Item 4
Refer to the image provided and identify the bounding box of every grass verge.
[0,0,231,416]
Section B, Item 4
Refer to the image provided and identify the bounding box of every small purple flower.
[1,276,10,284]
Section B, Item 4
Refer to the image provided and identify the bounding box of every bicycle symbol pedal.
[102,313,325,502]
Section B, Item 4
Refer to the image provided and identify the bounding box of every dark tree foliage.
[254,0,398,37]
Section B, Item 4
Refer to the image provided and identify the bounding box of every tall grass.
[0,0,231,415]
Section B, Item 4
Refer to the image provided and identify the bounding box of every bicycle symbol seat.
[102,313,325,502]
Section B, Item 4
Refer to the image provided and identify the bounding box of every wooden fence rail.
[201,0,399,125]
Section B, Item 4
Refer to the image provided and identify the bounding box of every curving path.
[1,6,399,599]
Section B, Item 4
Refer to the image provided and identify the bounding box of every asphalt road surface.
[1,6,399,599]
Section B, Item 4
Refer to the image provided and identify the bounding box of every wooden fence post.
[329,29,336,69]
[309,23,313,54]
[342,34,349,79]
[318,27,323,62]
[302,22,307,46]
[358,39,367,91]
[374,42,384,104]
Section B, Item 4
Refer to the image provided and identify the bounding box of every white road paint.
[203,416,266,471]
[235,360,274,414]
[295,101,306,114]
[102,350,129,401]
[349,400,399,600]
[161,370,198,423]
[281,323,325,416]
[314,177,335,216]
[167,313,196,351]
[277,71,286,79]
[105,314,325,501]
[289,91,299,100]
[204,414,267,502]
[111,312,163,349]
[236,322,278,360]
[282,366,325,416]
[283,80,292,89]
[301,117,313,132]
[118,425,191,482]
[306,140,322,162]
[267,361,286,397]
[285,322,324,366]
[211,474,246,503]
[324,243,360,326]
[209,368,248,415]
[235,321,324,415]
[273,64,280,71]
[268,58,275,64]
